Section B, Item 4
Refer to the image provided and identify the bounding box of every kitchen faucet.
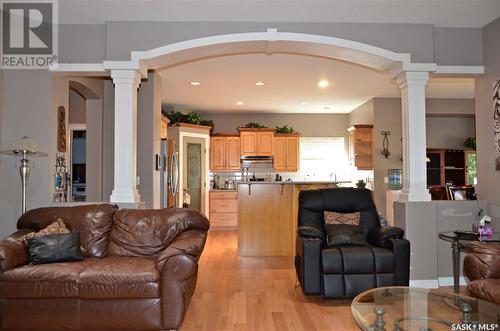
[329,172,337,182]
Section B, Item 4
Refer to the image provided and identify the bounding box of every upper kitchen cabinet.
[273,134,300,172]
[210,135,241,171]
[348,125,373,170]
[240,129,274,156]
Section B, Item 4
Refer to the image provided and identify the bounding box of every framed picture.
[58,106,66,153]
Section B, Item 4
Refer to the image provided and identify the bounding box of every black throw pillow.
[27,232,84,265]
[325,224,367,247]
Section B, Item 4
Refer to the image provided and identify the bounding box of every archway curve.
[69,80,101,100]
[131,30,413,73]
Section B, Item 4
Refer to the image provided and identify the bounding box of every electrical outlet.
[384,176,389,184]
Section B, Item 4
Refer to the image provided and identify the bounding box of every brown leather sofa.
[0,204,210,331]
[463,241,500,305]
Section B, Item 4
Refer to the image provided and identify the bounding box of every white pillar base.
[110,188,141,204]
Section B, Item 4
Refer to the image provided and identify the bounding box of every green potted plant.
[274,125,299,134]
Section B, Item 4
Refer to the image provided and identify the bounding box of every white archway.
[50,29,484,206]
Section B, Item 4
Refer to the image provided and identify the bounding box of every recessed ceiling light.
[189,81,201,86]
[318,80,330,88]
[299,102,308,106]
[236,101,244,106]
[254,81,265,86]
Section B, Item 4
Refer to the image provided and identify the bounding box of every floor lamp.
[0,136,47,214]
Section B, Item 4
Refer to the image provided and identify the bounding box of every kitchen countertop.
[210,189,237,192]
[236,180,351,185]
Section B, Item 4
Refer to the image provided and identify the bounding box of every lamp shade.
[0,136,47,157]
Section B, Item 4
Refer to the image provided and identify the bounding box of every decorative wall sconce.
[381,131,391,158]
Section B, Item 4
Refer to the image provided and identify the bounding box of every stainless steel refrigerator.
[158,138,179,208]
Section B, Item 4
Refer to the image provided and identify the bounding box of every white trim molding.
[409,279,440,289]
[438,277,468,287]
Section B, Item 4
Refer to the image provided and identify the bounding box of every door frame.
[178,131,210,216]
[68,123,87,202]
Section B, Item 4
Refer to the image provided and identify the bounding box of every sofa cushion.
[27,232,84,265]
[322,245,394,274]
[108,208,210,257]
[324,224,367,247]
[17,219,70,245]
[0,257,160,299]
[0,261,87,298]
[79,257,160,299]
[17,204,116,258]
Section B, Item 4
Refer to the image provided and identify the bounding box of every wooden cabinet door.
[226,137,241,170]
[273,137,286,170]
[210,137,226,170]
[257,132,274,156]
[286,137,299,171]
[240,132,258,156]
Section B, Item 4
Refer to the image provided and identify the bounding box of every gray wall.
[137,72,162,208]
[426,117,475,149]
[100,21,484,66]
[373,98,403,217]
[350,97,475,216]
[0,71,67,238]
[476,18,500,228]
[348,99,373,126]
[395,200,487,284]
[69,89,86,124]
[102,80,115,202]
[199,112,349,137]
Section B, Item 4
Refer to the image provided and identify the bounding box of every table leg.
[452,241,460,294]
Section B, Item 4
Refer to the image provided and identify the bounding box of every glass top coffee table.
[351,286,500,331]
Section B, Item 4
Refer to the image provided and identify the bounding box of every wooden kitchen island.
[237,182,345,256]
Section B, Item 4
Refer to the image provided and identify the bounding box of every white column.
[397,71,431,201]
[110,70,142,204]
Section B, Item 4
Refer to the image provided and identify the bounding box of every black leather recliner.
[295,188,410,299]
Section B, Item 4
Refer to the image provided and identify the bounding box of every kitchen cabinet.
[210,135,240,171]
[273,134,300,172]
[210,190,238,228]
[239,129,274,156]
[348,125,373,170]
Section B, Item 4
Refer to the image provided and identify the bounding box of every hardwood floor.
[181,231,360,331]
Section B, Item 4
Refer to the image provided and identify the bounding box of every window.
[299,137,348,179]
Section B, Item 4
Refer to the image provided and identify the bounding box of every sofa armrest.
[464,242,500,281]
[0,230,32,272]
[382,238,411,286]
[370,226,405,247]
[155,229,207,272]
[295,235,322,295]
[157,229,208,330]
[297,226,324,240]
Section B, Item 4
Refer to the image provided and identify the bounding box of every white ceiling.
[160,53,474,114]
[59,0,500,28]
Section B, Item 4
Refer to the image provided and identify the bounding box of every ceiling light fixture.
[254,81,265,86]
[318,80,330,88]
[189,81,201,86]
[299,102,308,105]
[236,101,244,106]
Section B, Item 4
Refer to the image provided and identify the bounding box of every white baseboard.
[409,279,439,288]
[438,277,467,287]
